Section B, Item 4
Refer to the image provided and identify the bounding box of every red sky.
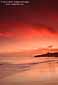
[16,24,58,51]
[0,0,58,53]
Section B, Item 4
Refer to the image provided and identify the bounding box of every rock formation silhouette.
[34,52,58,57]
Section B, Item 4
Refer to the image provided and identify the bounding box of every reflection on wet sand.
[0,57,58,85]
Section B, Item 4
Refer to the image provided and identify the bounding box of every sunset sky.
[0,0,58,52]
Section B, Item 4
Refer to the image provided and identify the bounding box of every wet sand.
[0,57,58,85]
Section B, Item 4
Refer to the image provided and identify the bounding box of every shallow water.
[0,56,58,85]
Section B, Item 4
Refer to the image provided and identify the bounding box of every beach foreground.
[0,56,58,85]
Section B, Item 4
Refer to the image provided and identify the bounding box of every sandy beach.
[0,56,58,85]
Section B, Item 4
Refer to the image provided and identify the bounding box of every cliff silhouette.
[34,52,58,57]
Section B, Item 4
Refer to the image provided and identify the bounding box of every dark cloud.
[32,24,57,33]
[0,0,58,32]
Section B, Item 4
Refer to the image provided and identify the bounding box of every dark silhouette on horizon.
[34,52,58,57]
